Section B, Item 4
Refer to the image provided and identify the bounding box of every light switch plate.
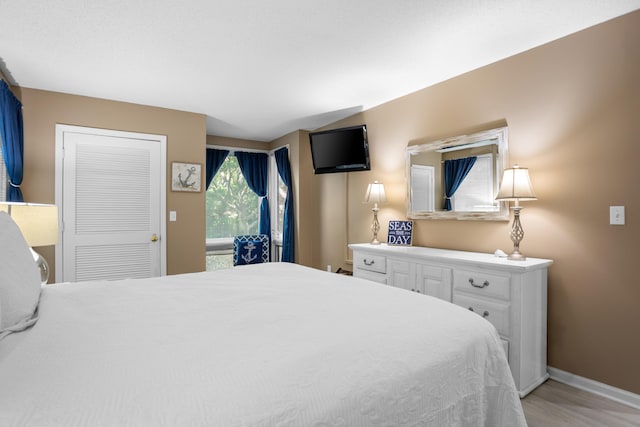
[169,211,177,222]
[610,206,625,225]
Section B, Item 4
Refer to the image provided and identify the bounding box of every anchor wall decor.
[171,162,202,192]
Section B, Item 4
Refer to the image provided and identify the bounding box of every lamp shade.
[0,202,59,247]
[364,181,387,204]
[495,165,537,201]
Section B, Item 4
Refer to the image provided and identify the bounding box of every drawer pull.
[363,259,375,266]
[469,278,489,288]
[468,307,490,318]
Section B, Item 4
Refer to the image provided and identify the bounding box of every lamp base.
[508,206,526,261]
[370,206,381,245]
[30,248,50,285]
[507,251,527,261]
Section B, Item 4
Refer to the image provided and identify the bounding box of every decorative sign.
[387,220,413,246]
[171,162,202,192]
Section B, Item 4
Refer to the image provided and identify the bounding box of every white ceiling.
[0,1,637,142]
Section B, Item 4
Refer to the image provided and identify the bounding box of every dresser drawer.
[453,269,510,300]
[354,269,387,284]
[453,294,511,337]
[354,252,386,274]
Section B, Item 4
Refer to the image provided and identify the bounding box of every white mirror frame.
[406,127,510,221]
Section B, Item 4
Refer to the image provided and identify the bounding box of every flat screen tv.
[309,125,370,174]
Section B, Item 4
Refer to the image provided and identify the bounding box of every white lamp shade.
[0,202,59,247]
[495,165,537,201]
[364,181,387,204]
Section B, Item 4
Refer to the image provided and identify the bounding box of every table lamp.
[364,181,386,245]
[0,202,59,283]
[495,165,536,260]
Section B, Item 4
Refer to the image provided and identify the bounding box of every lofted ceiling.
[0,1,638,142]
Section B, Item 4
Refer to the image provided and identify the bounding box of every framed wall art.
[171,162,202,192]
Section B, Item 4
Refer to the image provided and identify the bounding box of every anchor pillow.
[233,234,270,266]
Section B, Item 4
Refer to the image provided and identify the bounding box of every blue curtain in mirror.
[275,147,294,263]
[0,80,24,201]
[205,148,229,189]
[235,151,270,242]
[444,156,477,210]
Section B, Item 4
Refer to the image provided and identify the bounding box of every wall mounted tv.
[309,125,370,174]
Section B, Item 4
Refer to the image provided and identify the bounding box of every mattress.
[0,263,526,426]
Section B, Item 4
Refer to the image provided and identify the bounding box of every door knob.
[151,234,159,242]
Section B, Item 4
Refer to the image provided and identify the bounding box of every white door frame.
[54,124,167,282]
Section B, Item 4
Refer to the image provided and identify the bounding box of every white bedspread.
[0,263,526,426]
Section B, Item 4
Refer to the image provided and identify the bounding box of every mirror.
[406,126,509,221]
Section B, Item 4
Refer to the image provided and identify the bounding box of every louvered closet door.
[60,128,165,282]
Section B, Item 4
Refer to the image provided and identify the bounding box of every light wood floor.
[521,380,640,427]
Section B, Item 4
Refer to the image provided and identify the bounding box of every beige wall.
[206,134,271,151]
[18,88,207,277]
[312,11,640,394]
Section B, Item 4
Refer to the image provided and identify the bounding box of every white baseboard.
[548,366,640,410]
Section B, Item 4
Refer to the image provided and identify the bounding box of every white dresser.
[349,243,553,398]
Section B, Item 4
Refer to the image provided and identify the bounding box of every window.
[206,155,259,238]
[270,154,287,260]
[205,154,259,270]
[452,154,499,212]
[205,147,286,270]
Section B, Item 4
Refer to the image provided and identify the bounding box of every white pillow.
[0,211,41,339]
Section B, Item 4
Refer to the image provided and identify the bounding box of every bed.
[0,212,527,426]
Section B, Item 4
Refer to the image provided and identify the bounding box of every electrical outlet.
[610,206,625,225]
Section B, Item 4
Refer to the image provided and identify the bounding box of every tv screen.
[309,125,370,174]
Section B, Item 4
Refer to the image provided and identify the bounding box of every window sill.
[206,238,233,252]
